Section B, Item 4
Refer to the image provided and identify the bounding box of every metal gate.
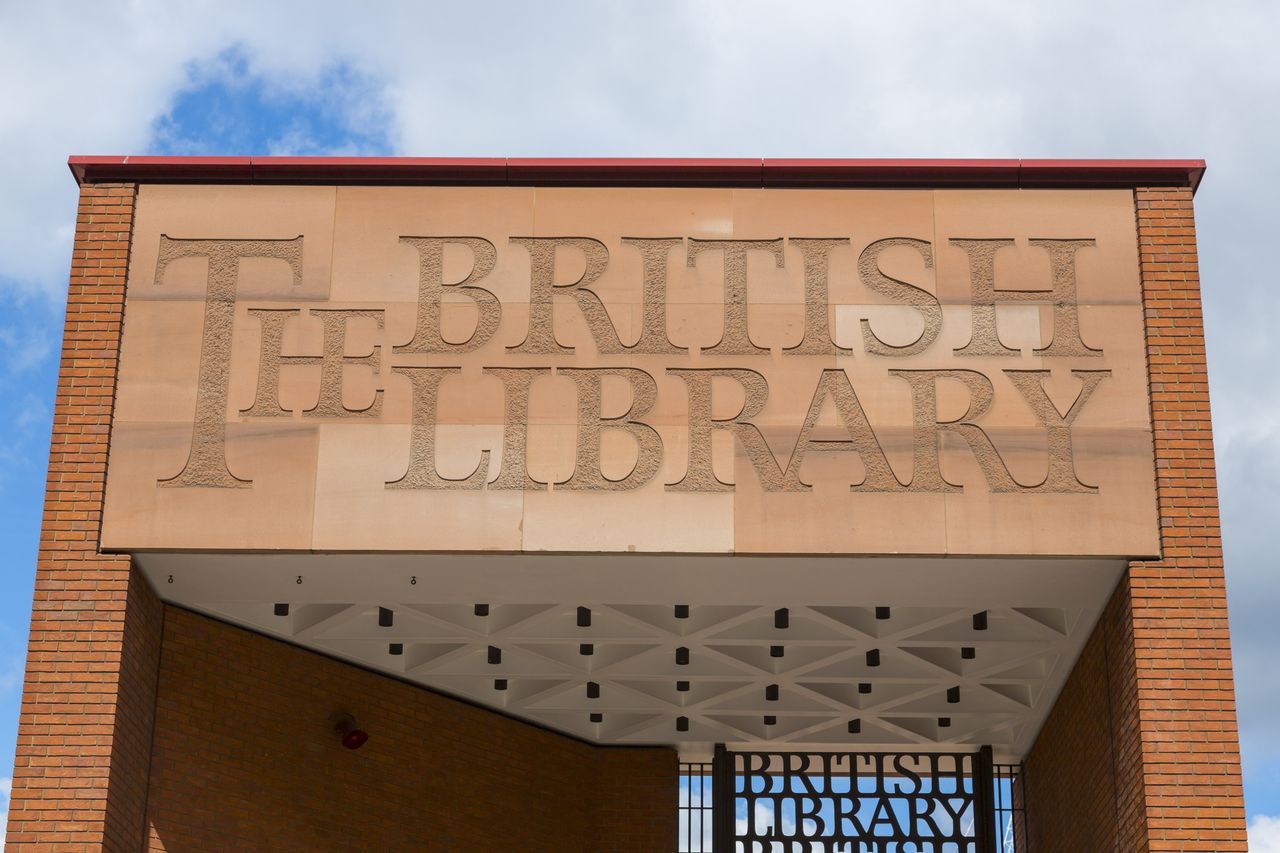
[680,745,1025,852]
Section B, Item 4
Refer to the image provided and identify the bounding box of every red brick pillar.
[1124,186,1248,850]
[1021,186,1247,851]
[5,184,165,852]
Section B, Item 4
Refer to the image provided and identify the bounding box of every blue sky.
[0,36,399,840]
[1,2,1278,847]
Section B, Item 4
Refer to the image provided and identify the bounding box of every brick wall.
[5,183,165,853]
[1022,187,1248,851]
[1022,579,1140,850]
[1128,187,1248,850]
[144,606,677,853]
[593,748,680,847]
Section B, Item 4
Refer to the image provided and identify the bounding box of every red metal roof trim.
[507,157,763,187]
[68,156,1206,192]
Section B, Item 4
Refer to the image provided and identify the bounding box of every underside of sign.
[136,552,1122,760]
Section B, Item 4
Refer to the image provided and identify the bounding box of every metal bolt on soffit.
[67,156,1206,192]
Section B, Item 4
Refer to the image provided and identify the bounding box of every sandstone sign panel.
[100,185,1159,555]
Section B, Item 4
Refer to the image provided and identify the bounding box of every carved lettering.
[396,237,500,353]
[509,237,625,355]
[858,237,940,357]
[305,309,385,418]
[687,239,784,354]
[156,235,303,488]
[387,367,489,489]
[949,238,1013,357]
[952,238,1101,357]
[666,368,783,492]
[243,308,318,416]
[890,369,1023,492]
[558,368,662,491]
[151,226,1127,501]
[484,367,550,490]
[788,239,851,355]
[622,237,686,354]
[783,369,905,492]
[1005,369,1111,492]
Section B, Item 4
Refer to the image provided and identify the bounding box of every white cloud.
[0,4,218,296]
[1251,815,1280,853]
[0,1,391,298]
[737,799,797,837]
[2,1,1278,295]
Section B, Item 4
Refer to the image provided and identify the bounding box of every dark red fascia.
[67,156,1206,193]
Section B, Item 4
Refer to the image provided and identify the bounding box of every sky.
[0,0,1277,845]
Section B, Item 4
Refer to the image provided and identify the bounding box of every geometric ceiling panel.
[403,603,558,636]
[517,642,659,673]
[134,552,1125,762]
[809,606,960,639]
[797,680,925,712]
[708,611,852,643]
[605,604,758,637]
[705,644,854,676]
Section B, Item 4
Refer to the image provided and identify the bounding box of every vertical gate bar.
[695,762,705,852]
[974,746,997,853]
[712,744,733,851]
[1019,762,1030,852]
[708,762,715,851]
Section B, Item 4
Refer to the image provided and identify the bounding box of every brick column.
[5,184,165,852]
[1021,186,1247,851]
[1125,186,1248,850]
